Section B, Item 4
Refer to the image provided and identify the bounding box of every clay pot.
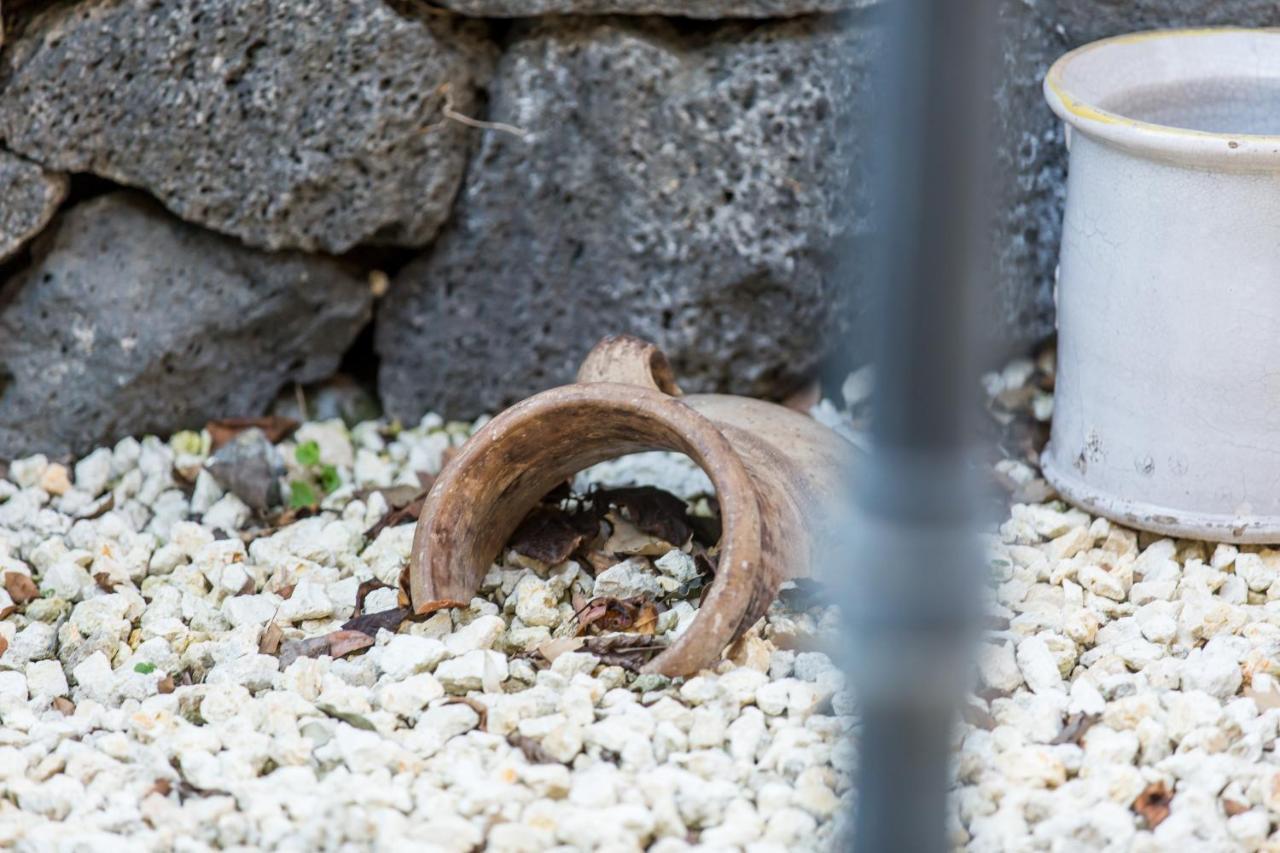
[408,335,853,676]
[1043,29,1280,541]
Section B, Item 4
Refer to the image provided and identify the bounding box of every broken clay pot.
[409,335,853,676]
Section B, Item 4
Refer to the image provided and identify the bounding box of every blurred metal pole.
[841,0,996,850]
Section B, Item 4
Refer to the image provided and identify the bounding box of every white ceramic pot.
[1042,28,1280,542]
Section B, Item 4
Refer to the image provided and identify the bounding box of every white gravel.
[952,356,1280,852]
[0,415,852,851]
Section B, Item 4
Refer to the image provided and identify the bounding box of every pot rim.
[1045,27,1280,168]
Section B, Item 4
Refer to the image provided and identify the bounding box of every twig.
[422,82,528,140]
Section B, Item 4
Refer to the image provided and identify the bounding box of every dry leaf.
[4,572,38,605]
[1223,799,1249,817]
[258,622,284,655]
[328,629,376,658]
[415,598,468,617]
[353,579,392,617]
[237,576,255,596]
[93,572,117,593]
[364,490,429,540]
[508,733,560,764]
[0,635,7,659]
[537,636,585,663]
[157,675,176,694]
[508,507,584,566]
[277,584,296,600]
[277,636,332,669]
[148,779,174,798]
[602,513,675,558]
[52,697,75,716]
[1133,782,1173,829]
[595,486,692,548]
[342,606,411,637]
[631,601,659,635]
[580,635,667,671]
[206,416,299,451]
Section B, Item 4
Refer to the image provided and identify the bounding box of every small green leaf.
[289,480,318,508]
[319,464,341,494]
[295,440,321,466]
[134,662,156,674]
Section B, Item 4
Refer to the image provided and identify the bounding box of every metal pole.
[840,0,996,849]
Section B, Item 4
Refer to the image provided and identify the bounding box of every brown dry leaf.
[364,491,429,541]
[0,605,14,620]
[1133,782,1173,829]
[0,635,7,659]
[259,622,284,655]
[583,549,615,575]
[581,635,667,671]
[537,636,585,663]
[277,584,296,600]
[148,779,174,798]
[237,576,255,596]
[157,675,176,694]
[631,601,659,635]
[415,598,468,617]
[52,697,75,716]
[353,579,392,617]
[328,629,376,659]
[206,416,299,451]
[93,572,117,593]
[508,507,584,566]
[602,513,675,558]
[572,596,658,636]
[277,636,332,669]
[4,572,38,605]
[1223,799,1250,817]
[342,606,411,637]
[508,733,560,764]
[595,486,692,548]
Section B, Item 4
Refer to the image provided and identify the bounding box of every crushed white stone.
[0,413,851,850]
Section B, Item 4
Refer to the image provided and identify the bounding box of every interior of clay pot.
[1052,29,1280,136]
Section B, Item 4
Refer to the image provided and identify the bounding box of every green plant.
[288,440,342,509]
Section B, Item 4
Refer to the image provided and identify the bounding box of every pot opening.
[1101,78,1280,136]
[1047,29,1280,153]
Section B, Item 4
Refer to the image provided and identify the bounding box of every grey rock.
[0,150,66,263]
[434,0,869,17]
[995,0,1280,350]
[377,17,872,420]
[0,192,372,458]
[0,0,493,253]
[206,428,285,512]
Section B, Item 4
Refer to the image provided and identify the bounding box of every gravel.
[0,412,851,850]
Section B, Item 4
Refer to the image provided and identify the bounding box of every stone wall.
[0,0,1271,457]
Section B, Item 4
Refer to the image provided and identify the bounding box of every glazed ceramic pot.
[408,336,853,676]
[1042,28,1280,542]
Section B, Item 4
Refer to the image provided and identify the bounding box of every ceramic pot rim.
[1045,28,1280,168]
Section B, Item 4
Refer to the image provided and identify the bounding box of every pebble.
[0,414,853,852]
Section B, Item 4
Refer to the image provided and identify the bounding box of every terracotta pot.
[1042,29,1280,542]
[408,335,853,675]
